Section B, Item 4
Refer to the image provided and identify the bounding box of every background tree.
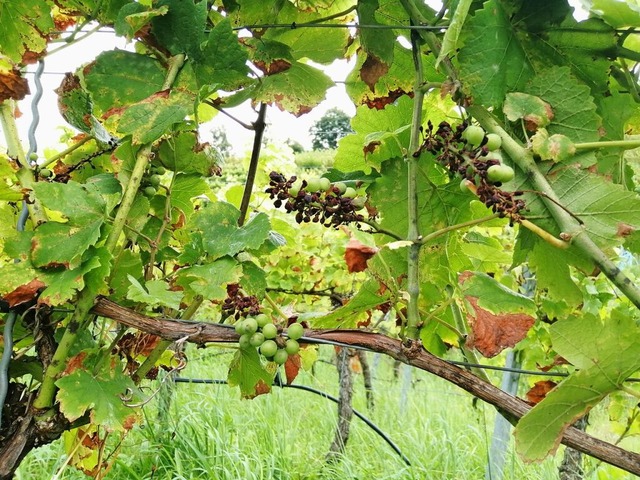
[310,108,353,150]
[210,126,232,158]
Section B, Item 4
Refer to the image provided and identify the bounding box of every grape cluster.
[140,164,166,198]
[266,172,367,227]
[418,121,526,222]
[221,284,262,320]
[235,314,304,365]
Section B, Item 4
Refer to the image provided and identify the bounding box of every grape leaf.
[458,0,533,107]
[526,66,601,144]
[346,43,445,109]
[515,312,640,461]
[0,0,54,63]
[503,93,553,130]
[227,347,274,399]
[175,257,243,301]
[461,272,536,315]
[357,0,396,66]
[265,18,350,64]
[115,3,169,40]
[108,250,143,304]
[526,235,586,309]
[117,92,190,145]
[157,132,222,176]
[594,93,637,183]
[84,51,166,115]
[126,275,183,310]
[526,166,640,249]
[170,173,211,219]
[312,278,391,328]
[368,156,473,240]
[194,18,250,90]
[31,182,106,269]
[520,17,614,95]
[0,57,29,102]
[335,95,412,173]
[252,62,333,117]
[151,0,207,58]
[180,202,270,262]
[582,0,640,27]
[38,251,103,306]
[56,361,139,431]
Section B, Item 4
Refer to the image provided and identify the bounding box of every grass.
[14,346,639,479]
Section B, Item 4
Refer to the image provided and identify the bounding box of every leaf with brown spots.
[3,278,45,307]
[525,380,557,405]
[344,238,378,273]
[360,55,389,92]
[0,64,29,102]
[617,223,634,238]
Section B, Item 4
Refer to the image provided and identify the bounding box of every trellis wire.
[0,60,44,432]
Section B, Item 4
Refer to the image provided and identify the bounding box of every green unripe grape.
[262,323,278,339]
[235,321,247,335]
[143,186,157,197]
[243,318,258,335]
[351,196,366,210]
[152,166,166,175]
[305,177,322,192]
[286,322,304,340]
[343,187,357,199]
[289,179,303,196]
[460,179,471,193]
[255,313,270,328]
[273,349,289,365]
[485,133,502,151]
[463,125,485,147]
[486,164,515,183]
[285,339,300,355]
[40,168,53,178]
[319,177,331,191]
[149,174,161,187]
[260,339,278,358]
[485,151,503,163]
[239,334,252,349]
[333,182,347,194]
[249,332,265,347]
[29,152,39,161]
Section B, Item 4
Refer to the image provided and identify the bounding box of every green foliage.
[3,0,640,476]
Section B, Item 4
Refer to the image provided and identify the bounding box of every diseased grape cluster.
[221,284,262,320]
[266,172,367,227]
[235,314,304,365]
[417,121,526,223]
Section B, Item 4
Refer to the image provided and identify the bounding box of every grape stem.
[402,22,427,341]
[574,139,640,151]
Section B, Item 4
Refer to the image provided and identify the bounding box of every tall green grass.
[14,346,637,479]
